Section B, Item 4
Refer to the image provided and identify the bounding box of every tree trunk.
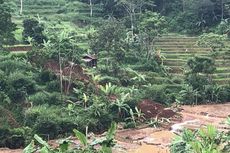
[130,13,134,39]
[20,0,23,15]
[59,52,63,102]
[90,0,93,17]
[221,0,224,20]
[182,0,185,12]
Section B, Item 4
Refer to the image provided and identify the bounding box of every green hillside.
[0,0,230,152]
[155,34,230,84]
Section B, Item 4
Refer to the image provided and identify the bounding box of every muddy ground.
[1,103,229,153]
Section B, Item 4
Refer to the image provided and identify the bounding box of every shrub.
[29,92,62,106]
[216,20,230,37]
[0,70,7,90]
[75,106,113,133]
[46,80,60,92]
[186,74,209,91]
[98,76,120,85]
[0,127,32,149]
[37,70,57,84]
[197,33,227,51]
[0,60,33,75]
[7,72,36,102]
[29,92,49,105]
[34,118,60,139]
[142,84,181,105]
[218,85,230,102]
[187,56,216,74]
[25,105,76,139]
[22,18,47,44]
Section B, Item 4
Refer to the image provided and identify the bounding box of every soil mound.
[137,100,176,119]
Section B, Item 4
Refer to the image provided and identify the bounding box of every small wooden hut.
[82,54,97,67]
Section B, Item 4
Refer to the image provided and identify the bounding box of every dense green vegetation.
[170,120,230,153]
[0,0,230,151]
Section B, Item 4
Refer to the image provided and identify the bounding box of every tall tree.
[119,0,154,38]
[90,19,127,75]
[22,18,47,45]
[20,0,23,15]
[0,0,16,48]
[139,11,167,60]
[89,0,93,17]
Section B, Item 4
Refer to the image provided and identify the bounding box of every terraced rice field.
[10,2,230,85]
[11,1,100,49]
[155,34,230,84]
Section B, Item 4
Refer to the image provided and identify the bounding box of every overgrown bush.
[0,59,33,75]
[142,84,178,104]
[25,105,77,139]
[29,92,62,106]
[0,127,32,149]
[37,70,57,84]
[7,72,36,102]
[98,76,120,85]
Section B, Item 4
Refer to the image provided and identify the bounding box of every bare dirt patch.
[1,103,229,153]
[137,100,176,119]
[0,148,22,153]
[116,102,230,153]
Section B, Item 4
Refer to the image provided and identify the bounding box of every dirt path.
[1,103,229,153]
[0,149,23,153]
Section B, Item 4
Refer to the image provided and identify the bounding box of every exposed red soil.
[44,60,90,82]
[1,102,229,153]
[137,100,176,119]
[116,102,230,153]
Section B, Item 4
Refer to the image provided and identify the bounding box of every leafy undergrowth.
[170,120,230,153]
[24,122,117,153]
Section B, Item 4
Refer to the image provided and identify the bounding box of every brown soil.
[138,100,177,119]
[0,149,22,153]
[1,103,229,153]
[5,46,32,52]
[115,102,230,153]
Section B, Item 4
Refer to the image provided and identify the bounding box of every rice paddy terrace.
[11,0,101,49]
[12,1,103,25]
[9,2,230,85]
[155,34,230,85]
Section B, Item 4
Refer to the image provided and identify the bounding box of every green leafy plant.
[24,122,117,153]
[170,125,229,153]
[197,33,227,52]
[110,93,131,118]
[147,117,161,128]
[99,82,117,96]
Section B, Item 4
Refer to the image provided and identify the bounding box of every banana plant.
[111,93,131,118]
[147,117,161,128]
[83,93,89,109]
[99,82,117,96]
[24,122,117,153]
[73,129,88,149]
